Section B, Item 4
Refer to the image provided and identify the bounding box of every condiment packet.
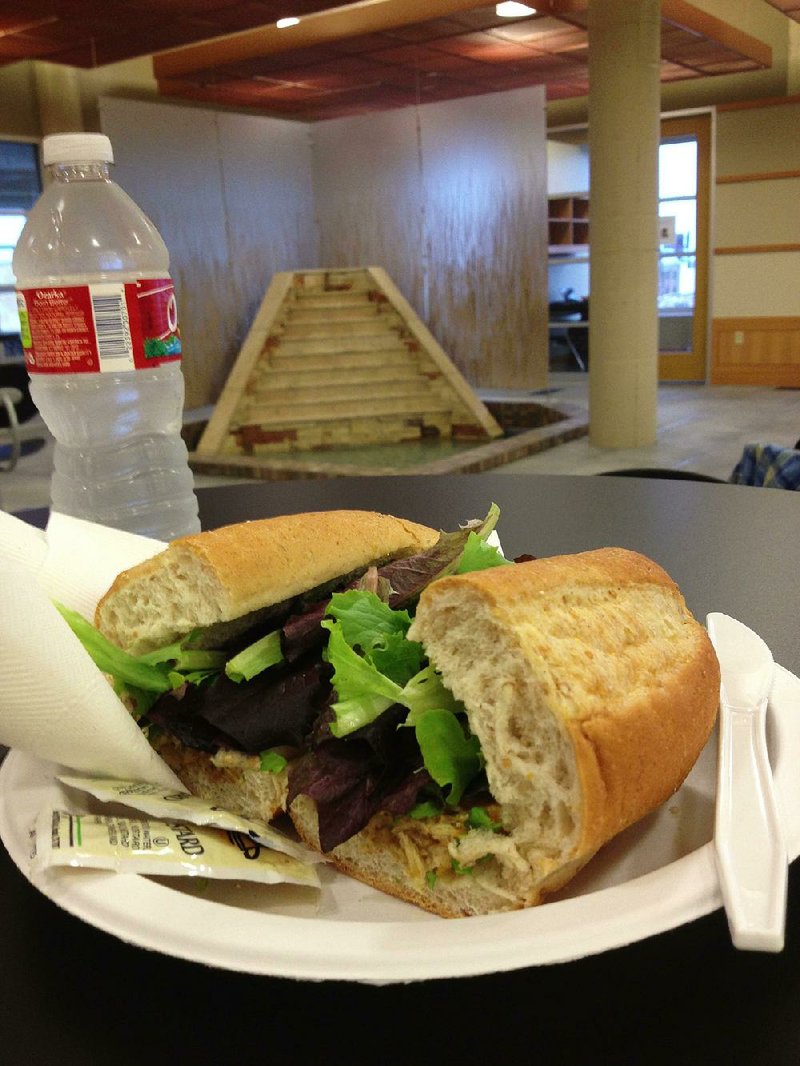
[34,807,320,888]
[58,775,320,864]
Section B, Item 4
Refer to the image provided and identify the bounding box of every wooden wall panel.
[420,89,548,390]
[313,86,548,391]
[100,97,316,409]
[712,316,800,386]
[312,109,426,317]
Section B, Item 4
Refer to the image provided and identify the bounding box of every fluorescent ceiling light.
[276,16,300,28]
[495,2,537,16]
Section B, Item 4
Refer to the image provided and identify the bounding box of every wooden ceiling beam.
[661,0,772,69]
[153,0,511,78]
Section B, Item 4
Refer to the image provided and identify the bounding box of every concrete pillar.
[33,61,84,136]
[587,0,660,447]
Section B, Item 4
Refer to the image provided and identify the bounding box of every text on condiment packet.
[34,807,320,888]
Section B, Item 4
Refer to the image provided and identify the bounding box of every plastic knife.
[707,612,787,952]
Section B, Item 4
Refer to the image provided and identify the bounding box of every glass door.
[658,114,710,381]
[0,139,41,361]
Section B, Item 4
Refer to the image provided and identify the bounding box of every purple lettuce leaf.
[379,522,483,608]
[288,704,433,851]
[149,656,332,753]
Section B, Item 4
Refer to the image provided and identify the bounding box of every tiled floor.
[1,371,798,514]
[484,373,799,481]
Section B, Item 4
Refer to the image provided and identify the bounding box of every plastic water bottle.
[13,132,200,540]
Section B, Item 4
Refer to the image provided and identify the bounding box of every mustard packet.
[34,807,320,888]
[58,774,318,864]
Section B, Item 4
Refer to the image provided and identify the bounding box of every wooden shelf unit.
[548,194,589,251]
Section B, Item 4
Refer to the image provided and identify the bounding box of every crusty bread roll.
[288,547,720,917]
[95,510,438,655]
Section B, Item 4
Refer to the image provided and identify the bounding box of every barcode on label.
[91,286,134,367]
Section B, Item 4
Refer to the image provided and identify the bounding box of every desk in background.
[548,319,588,370]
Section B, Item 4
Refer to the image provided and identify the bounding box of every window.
[0,214,27,338]
[0,140,41,357]
[658,138,697,311]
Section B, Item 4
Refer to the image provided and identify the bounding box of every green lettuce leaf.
[225,629,283,683]
[327,589,413,647]
[138,636,226,674]
[322,619,402,736]
[414,708,483,807]
[324,619,465,739]
[456,531,512,574]
[55,603,175,694]
[409,799,443,820]
[400,664,463,722]
[467,806,504,831]
[112,681,160,720]
[326,590,423,684]
[259,750,288,773]
[368,631,424,686]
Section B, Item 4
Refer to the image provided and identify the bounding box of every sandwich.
[63,508,720,918]
[80,509,443,824]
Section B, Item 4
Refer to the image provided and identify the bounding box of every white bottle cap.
[43,133,114,166]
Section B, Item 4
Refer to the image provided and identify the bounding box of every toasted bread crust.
[95,510,438,654]
[568,632,719,861]
[153,735,289,823]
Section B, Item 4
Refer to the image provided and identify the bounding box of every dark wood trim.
[717,93,800,113]
[715,244,800,255]
[717,169,800,185]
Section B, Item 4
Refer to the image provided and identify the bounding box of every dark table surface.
[2,473,799,1065]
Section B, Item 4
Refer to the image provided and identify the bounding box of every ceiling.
[0,0,782,121]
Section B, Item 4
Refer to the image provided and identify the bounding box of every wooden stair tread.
[245,381,439,405]
[251,366,428,388]
[240,395,453,425]
[289,291,377,307]
[279,321,404,339]
[285,308,398,324]
[293,274,373,293]
[270,347,420,368]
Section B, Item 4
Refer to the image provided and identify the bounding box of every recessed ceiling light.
[495,2,537,17]
[276,16,300,28]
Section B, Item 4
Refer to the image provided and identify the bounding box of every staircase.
[196,267,502,457]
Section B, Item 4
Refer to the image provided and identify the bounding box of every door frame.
[657,112,712,381]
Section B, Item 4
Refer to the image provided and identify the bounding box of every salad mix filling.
[61,505,529,853]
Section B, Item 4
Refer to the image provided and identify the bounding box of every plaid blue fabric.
[729,443,800,490]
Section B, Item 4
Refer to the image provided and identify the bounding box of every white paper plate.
[2,664,799,985]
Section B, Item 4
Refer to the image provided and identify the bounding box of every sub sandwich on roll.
[82,509,442,823]
[62,508,720,918]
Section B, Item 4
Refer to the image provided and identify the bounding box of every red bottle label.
[18,279,182,374]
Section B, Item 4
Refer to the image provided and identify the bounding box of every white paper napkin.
[0,510,181,787]
[0,507,48,575]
